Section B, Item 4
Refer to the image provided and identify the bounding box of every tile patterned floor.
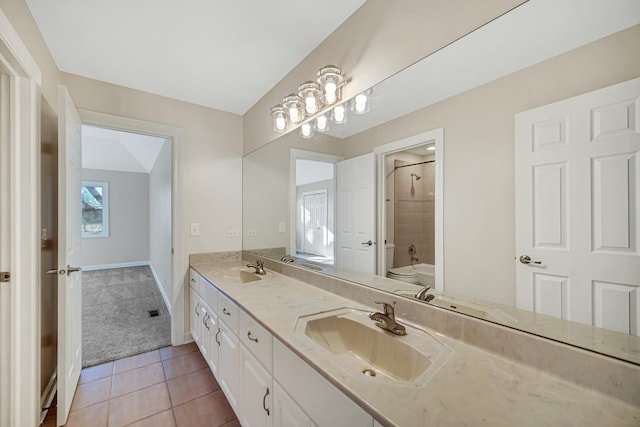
[42,343,240,427]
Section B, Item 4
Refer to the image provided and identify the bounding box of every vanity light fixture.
[351,88,372,115]
[315,113,329,132]
[271,104,287,132]
[317,65,344,105]
[332,104,347,124]
[300,122,313,139]
[270,65,370,139]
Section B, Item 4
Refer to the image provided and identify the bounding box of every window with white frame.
[81,181,109,238]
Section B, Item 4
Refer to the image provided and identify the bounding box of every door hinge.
[0,272,10,282]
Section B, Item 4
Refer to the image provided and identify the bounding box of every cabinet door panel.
[239,344,273,427]
[219,320,240,411]
[205,312,220,378]
[273,339,372,427]
[189,290,201,345]
[273,381,314,427]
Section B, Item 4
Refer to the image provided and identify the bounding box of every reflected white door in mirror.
[375,128,444,291]
[516,77,640,336]
[336,153,376,273]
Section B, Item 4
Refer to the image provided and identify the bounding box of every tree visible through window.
[82,181,109,238]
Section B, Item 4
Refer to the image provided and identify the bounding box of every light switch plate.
[227,230,239,237]
[190,223,200,236]
[278,222,286,233]
[247,230,257,237]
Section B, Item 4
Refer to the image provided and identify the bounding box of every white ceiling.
[327,0,640,139]
[26,0,366,114]
[82,125,168,173]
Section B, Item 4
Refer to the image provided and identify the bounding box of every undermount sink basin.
[295,308,451,385]
[221,270,262,283]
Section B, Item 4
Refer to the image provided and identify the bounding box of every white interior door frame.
[289,149,343,257]
[0,8,43,427]
[374,128,444,290]
[79,110,186,345]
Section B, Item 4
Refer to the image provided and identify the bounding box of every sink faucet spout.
[369,301,407,336]
[246,259,267,275]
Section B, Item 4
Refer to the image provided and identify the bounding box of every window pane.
[82,184,104,234]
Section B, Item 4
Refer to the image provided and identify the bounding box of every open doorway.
[376,128,444,291]
[80,124,172,367]
[290,150,343,265]
[295,159,335,264]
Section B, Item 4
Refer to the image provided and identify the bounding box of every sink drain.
[362,369,376,377]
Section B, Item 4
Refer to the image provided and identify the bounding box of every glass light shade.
[270,104,287,132]
[317,65,344,105]
[426,146,436,151]
[351,88,372,115]
[315,113,329,132]
[300,122,313,139]
[332,104,347,124]
[282,94,305,124]
[298,81,322,115]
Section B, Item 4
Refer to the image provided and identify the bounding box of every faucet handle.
[256,259,264,268]
[374,301,395,318]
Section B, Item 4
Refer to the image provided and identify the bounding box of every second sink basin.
[295,308,451,385]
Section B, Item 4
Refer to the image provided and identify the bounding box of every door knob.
[519,255,542,265]
[361,240,373,247]
[66,265,81,275]
[46,268,63,275]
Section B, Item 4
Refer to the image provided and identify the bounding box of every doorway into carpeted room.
[80,125,173,368]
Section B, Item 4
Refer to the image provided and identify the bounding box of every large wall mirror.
[243,2,640,364]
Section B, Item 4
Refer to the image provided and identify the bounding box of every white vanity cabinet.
[189,268,376,427]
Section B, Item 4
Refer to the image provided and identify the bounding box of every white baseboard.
[39,370,57,424]
[148,262,172,317]
[82,261,149,271]
[184,332,194,344]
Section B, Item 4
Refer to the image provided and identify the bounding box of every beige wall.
[343,25,640,306]
[81,169,150,267]
[243,131,344,252]
[60,73,244,260]
[242,0,526,155]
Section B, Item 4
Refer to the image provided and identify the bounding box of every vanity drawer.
[189,268,202,295]
[239,309,272,373]
[217,292,239,332]
[200,278,218,309]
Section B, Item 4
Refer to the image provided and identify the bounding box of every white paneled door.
[336,153,376,273]
[302,190,328,256]
[57,86,84,426]
[516,77,640,336]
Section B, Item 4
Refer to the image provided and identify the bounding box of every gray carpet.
[82,266,171,368]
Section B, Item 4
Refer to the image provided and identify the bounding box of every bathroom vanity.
[189,255,640,427]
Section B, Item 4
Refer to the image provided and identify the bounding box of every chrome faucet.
[369,301,407,336]
[246,259,267,275]
[409,244,419,262]
[415,286,435,302]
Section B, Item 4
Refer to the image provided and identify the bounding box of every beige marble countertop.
[191,261,640,427]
